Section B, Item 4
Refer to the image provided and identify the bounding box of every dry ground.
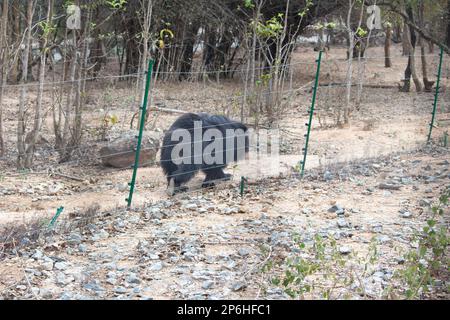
[0,44,449,300]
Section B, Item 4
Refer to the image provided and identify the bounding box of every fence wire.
[0,49,448,270]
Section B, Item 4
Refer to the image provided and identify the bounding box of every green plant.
[396,186,449,299]
[260,230,383,300]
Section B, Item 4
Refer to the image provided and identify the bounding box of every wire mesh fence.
[0,45,448,250]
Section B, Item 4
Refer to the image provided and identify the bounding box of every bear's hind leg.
[166,164,199,195]
[202,168,232,188]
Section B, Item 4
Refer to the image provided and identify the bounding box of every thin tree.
[17,0,35,168]
[385,21,392,68]
[24,0,54,167]
[0,0,9,157]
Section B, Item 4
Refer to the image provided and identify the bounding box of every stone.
[59,292,74,300]
[371,224,383,233]
[323,171,334,181]
[339,246,352,255]
[114,286,127,294]
[32,250,44,260]
[99,131,161,168]
[84,282,105,292]
[202,280,214,290]
[126,274,141,284]
[149,262,163,271]
[184,203,198,210]
[222,207,239,215]
[376,235,391,244]
[238,248,251,257]
[337,218,349,228]
[328,205,345,215]
[55,272,68,285]
[231,282,246,292]
[302,208,312,215]
[399,210,413,218]
[54,262,68,271]
[378,183,401,190]
[67,233,82,245]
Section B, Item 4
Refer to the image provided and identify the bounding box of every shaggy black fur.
[160,113,249,195]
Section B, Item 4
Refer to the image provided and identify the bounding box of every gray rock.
[376,235,391,244]
[92,229,110,241]
[126,274,141,284]
[59,292,74,300]
[238,248,251,257]
[114,286,127,294]
[222,207,239,215]
[323,171,334,181]
[149,262,164,271]
[424,176,437,183]
[339,246,352,255]
[55,272,68,285]
[337,218,349,228]
[117,183,128,192]
[328,205,345,215]
[84,281,105,292]
[32,250,44,260]
[231,282,246,291]
[399,211,413,218]
[202,280,214,290]
[184,203,198,210]
[401,177,413,185]
[54,262,68,271]
[67,233,82,245]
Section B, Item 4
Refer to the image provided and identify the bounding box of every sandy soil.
[0,44,448,300]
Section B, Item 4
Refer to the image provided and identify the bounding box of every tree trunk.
[418,0,434,92]
[71,7,91,152]
[0,0,8,157]
[9,3,20,83]
[400,5,422,92]
[447,0,450,48]
[17,0,34,168]
[60,30,78,162]
[385,23,392,68]
[402,22,409,56]
[24,0,54,167]
[179,23,198,80]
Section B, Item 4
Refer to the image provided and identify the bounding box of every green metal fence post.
[126,59,154,208]
[48,206,64,228]
[300,50,323,178]
[427,46,444,143]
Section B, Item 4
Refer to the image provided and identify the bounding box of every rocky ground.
[0,44,448,300]
[1,146,448,300]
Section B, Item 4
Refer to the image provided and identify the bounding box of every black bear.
[160,113,249,195]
